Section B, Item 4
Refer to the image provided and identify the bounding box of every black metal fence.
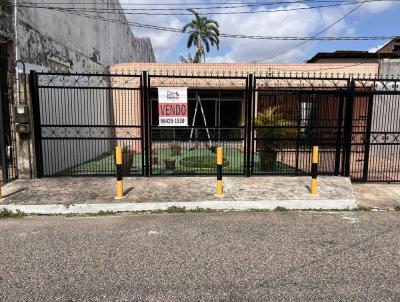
[31,72,143,177]
[30,71,400,182]
[0,44,18,183]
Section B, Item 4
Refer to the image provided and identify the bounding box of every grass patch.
[89,210,115,216]
[0,208,25,218]
[394,206,400,211]
[274,206,288,212]
[188,207,217,213]
[164,206,217,213]
[166,206,187,213]
[356,206,372,211]
[150,209,164,214]
[248,208,272,212]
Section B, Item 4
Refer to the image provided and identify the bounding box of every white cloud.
[368,42,387,53]
[120,0,398,63]
[121,0,184,61]
[361,1,400,14]
[208,3,352,63]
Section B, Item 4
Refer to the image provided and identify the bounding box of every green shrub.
[0,209,25,218]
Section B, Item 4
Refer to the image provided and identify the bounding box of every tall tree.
[181,9,220,63]
[179,52,201,63]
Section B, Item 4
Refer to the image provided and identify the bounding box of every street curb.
[0,199,357,214]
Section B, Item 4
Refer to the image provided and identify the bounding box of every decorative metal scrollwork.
[42,126,141,139]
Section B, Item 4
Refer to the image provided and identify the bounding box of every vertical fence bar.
[362,93,374,181]
[0,85,8,183]
[245,74,254,177]
[334,94,344,175]
[251,75,257,176]
[245,74,253,177]
[242,76,248,176]
[343,78,355,177]
[295,92,302,174]
[146,74,152,176]
[30,70,43,178]
[141,71,150,177]
[140,72,146,176]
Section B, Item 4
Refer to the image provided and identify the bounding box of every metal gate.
[31,72,144,177]
[0,43,18,183]
[252,76,349,177]
[349,78,400,182]
[30,71,400,182]
[146,74,249,176]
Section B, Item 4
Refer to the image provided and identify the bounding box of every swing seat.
[188,142,199,151]
[208,146,216,153]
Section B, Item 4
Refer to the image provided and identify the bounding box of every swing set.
[188,95,216,153]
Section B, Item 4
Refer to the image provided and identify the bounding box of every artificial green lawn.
[67,147,295,175]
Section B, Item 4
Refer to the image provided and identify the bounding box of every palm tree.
[179,52,201,63]
[182,9,220,63]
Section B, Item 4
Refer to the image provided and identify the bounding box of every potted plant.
[151,149,158,165]
[121,146,134,175]
[170,141,181,156]
[254,106,295,171]
[164,157,176,170]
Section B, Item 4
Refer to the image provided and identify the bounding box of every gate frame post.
[245,74,254,177]
[334,94,345,176]
[141,71,150,177]
[362,93,374,181]
[0,85,8,183]
[29,70,43,178]
[343,78,355,177]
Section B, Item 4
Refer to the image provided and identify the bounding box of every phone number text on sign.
[158,87,188,127]
[159,117,187,125]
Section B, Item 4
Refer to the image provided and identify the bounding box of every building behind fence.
[28,62,400,182]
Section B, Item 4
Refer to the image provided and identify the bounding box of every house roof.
[376,37,400,54]
[110,62,379,78]
[109,63,379,89]
[307,51,396,63]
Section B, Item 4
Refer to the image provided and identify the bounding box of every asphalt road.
[0,211,399,301]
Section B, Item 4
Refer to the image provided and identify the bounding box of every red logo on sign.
[167,90,180,99]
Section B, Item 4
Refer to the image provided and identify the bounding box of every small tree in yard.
[181,9,220,63]
[254,106,295,171]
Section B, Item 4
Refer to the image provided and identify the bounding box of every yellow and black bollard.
[216,147,223,197]
[311,146,319,196]
[115,146,124,199]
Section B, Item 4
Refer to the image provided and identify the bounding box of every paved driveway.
[0,211,399,301]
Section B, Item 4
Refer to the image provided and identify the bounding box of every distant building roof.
[308,37,400,63]
[376,37,400,54]
[307,50,396,63]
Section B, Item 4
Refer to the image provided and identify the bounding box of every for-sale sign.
[158,87,188,126]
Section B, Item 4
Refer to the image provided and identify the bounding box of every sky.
[121,0,400,63]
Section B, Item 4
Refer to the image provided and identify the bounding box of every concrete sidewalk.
[353,183,400,210]
[0,176,356,214]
